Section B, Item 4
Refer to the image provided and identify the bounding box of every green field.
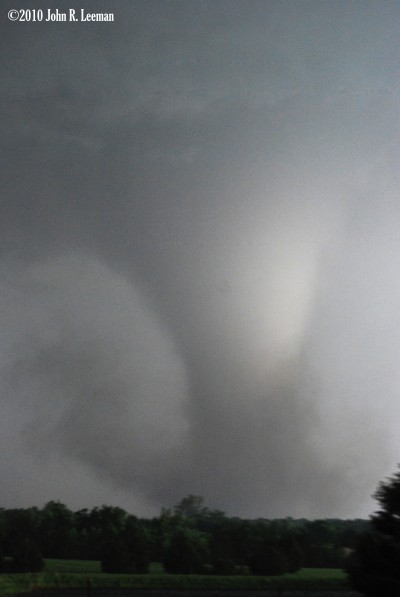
[0,564,349,593]
[0,559,350,595]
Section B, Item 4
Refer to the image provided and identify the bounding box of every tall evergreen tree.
[346,466,400,596]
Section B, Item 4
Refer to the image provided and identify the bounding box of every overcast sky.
[2,0,400,519]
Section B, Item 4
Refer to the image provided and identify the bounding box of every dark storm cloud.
[2,0,400,517]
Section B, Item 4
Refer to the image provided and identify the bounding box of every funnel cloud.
[2,0,400,518]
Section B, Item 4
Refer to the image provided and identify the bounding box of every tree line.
[0,495,367,575]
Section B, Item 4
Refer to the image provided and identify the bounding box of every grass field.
[0,559,350,594]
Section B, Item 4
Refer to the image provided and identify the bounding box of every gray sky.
[2,0,400,519]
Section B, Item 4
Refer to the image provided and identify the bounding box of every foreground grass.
[0,560,350,594]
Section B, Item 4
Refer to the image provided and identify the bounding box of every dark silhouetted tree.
[101,537,136,573]
[123,516,150,573]
[173,495,208,520]
[164,527,208,574]
[100,516,150,573]
[280,533,303,572]
[209,527,236,574]
[346,466,400,596]
[3,508,40,556]
[12,538,44,572]
[39,501,75,558]
[87,505,128,560]
[248,541,288,576]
